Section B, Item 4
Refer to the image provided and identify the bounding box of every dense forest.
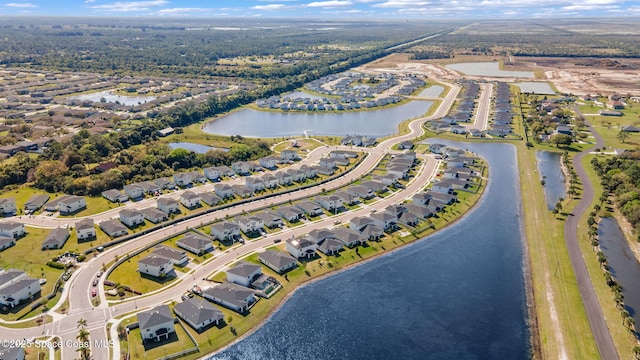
[591,151,640,234]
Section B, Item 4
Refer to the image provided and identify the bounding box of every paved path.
[0,81,460,360]
[564,108,618,360]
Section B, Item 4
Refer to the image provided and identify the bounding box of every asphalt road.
[0,81,460,360]
[564,110,618,359]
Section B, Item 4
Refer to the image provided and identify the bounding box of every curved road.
[0,82,460,360]
[564,111,618,360]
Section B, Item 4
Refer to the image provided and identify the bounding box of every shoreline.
[199,162,488,359]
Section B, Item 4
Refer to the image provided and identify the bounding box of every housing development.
[0,14,639,360]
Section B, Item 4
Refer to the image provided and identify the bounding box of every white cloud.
[306,1,352,7]
[5,2,37,7]
[84,0,96,3]
[88,0,167,12]
[157,7,210,14]
[251,3,290,10]
[373,1,431,8]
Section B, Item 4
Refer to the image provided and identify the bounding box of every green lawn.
[106,248,179,296]
[128,322,196,360]
[58,195,117,218]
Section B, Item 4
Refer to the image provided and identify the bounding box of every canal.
[205,141,530,360]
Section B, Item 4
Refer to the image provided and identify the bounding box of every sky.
[1,0,640,19]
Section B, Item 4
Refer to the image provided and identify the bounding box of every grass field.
[106,247,180,296]
[579,101,640,150]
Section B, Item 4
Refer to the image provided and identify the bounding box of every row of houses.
[0,193,85,216]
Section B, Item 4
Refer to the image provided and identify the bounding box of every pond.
[202,100,434,138]
[206,141,529,360]
[536,151,566,210]
[417,85,445,98]
[445,62,534,78]
[70,90,157,106]
[168,142,229,154]
[516,82,555,95]
[598,217,640,333]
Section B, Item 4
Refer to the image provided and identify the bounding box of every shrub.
[46,260,66,270]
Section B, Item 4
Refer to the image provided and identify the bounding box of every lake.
[516,82,555,95]
[206,141,530,360]
[168,142,229,154]
[70,90,157,106]
[418,85,445,98]
[598,217,640,331]
[445,62,534,78]
[202,100,433,138]
[536,151,566,210]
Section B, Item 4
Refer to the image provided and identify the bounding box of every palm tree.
[76,328,91,360]
[77,318,87,329]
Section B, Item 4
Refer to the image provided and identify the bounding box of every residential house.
[138,255,173,278]
[349,216,376,232]
[124,184,145,199]
[189,171,207,184]
[157,197,180,214]
[258,156,279,169]
[24,194,49,211]
[213,165,234,177]
[210,221,241,242]
[41,228,70,250]
[0,222,25,239]
[386,165,409,180]
[99,219,128,238]
[315,195,344,212]
[0,198,17,215]
[360,224,384,240]
[306,228,336,245]
[151,245,188,266]
[0,236,16,251]
[277,206,304,222]
[258,250,297,274]
[555,125,573,136]
[180,191,202,209]
[102,189,128,203]
[201,192,222,207]
[429,143,447,154]
[232,184,254,198]
[317,237,343,256]
[235,215,264,235]
[399,211,419,226]
[214,184,235,199]
[398,140,414,150]
[174,298,224,332]
[332,227,365,247]
[375,174,398,187]
[245,177,265,192]
[119,209,145,227]
[153,177,177,190]
[319,157,336,169]
[429,192,457,205]
[157,127,175,137]
[177,233,214,255]
[330,150,358,159]
[405,203,434,219]
[431,180,455,194]
[137,305,175,342]
[299,165,317,179]
[140,207,168,224]
[317,166,336,176]
[288,169,306,183]
[0,269,40,308]
[280,149,298,162]
[253,211,283,229]
[75,218,95,241]
[334,190,358,206]
[203,167,220,181]
[347,186,374,200]
[286,237,317,259]
[412,193,432,206]
[261,174,279,189]
[202,282,257,313]
[360,180,386,193]
[226,261,262,287]
[55,196,86,215]
[138,181,162,195]
[232,161,253,175]
[295,201,324,217]
[275,171,293,186]
[173,172,192,188]
[370,211,398,231]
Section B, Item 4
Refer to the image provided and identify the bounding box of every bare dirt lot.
[360,53,640,96]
